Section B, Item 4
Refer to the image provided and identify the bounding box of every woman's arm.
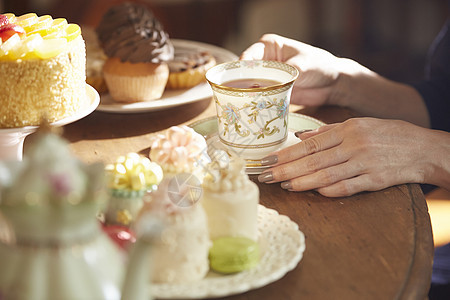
[241,33,431,127]
[332,70,431,128]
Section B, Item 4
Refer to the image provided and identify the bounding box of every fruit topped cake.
[0,13,86,128]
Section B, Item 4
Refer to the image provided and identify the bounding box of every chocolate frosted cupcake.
[96,2,174,102]
[166,48,216,89]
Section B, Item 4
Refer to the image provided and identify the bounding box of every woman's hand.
[240,33,372,107]
[258,118,450,197]
[240,34,430,127]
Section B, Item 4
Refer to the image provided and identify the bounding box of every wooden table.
[60,98,433,300]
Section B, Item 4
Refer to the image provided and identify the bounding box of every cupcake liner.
[104,71,168,102]
[103,58,169,102]
[104,188,147,226]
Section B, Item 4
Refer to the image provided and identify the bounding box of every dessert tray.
[189,113,325,175]
[0,84,99,161]
[97,39,238,113]
[152,204,305,299]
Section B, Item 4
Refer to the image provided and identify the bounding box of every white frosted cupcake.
[201,152,260,241]
[138,178,211,283]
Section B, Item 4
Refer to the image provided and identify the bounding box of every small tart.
[166,50,216,89]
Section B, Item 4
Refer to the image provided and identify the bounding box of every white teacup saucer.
[189,113,325,175]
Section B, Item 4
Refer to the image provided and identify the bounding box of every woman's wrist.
[423,130,450,189]
[328,57,376,107]
[329,59,430,127]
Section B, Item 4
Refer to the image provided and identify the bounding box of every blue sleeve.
[413,18,450,132]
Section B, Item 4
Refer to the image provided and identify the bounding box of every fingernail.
[258,171,273,183]
[261,155,278,166]
[294,129,312,138]
[281,181,292,190]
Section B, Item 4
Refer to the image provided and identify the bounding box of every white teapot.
[0,130,155,300]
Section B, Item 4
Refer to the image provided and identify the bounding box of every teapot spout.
[121,239,153,300]
[121,215,165,300]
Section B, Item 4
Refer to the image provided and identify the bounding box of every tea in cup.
[205,60,298,161]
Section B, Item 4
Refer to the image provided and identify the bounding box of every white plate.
[0,84,99,160]
[97,39,238,113]
[189,113,325,174]
[152,204,305,299]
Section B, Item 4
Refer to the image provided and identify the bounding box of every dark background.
[3,0,449,84]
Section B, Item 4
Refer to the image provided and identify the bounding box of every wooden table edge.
[398,184,434,300]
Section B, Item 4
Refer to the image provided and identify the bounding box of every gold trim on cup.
[206,60,299,93]
[218,134,288,149]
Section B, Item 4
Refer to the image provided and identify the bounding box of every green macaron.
[209,236,260,274]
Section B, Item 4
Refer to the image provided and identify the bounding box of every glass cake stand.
[0,84,99,161]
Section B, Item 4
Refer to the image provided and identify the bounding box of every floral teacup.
[205,60,298,161]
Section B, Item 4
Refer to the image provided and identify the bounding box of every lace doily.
[152,204,305,299]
